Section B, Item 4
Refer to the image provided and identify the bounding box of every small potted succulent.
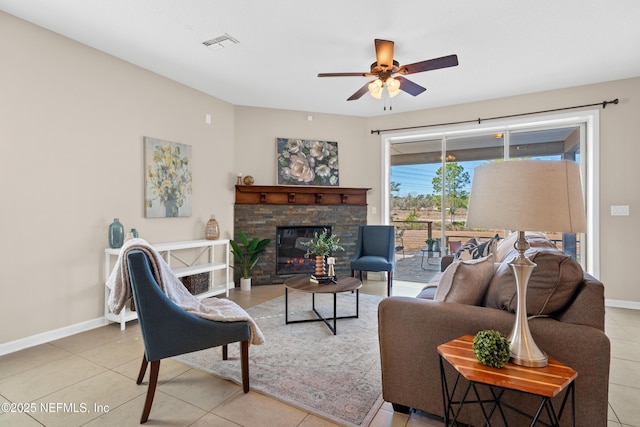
[472,330,511,368]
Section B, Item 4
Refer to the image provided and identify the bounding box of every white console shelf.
[104,239,231,330]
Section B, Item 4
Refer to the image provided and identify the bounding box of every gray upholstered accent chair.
[350,225,396,296]
[127,250,251,424]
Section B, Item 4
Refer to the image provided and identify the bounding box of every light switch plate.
[611,205,630,216]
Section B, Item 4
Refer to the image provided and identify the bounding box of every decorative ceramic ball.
[472,330,511,368]
[243,175,254,185]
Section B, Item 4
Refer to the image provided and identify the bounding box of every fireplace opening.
[276,225,331,275]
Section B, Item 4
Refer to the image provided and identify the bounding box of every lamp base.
[509,352,548,368]
[507,231,548,368]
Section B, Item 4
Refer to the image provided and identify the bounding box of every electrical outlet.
[371,207,377,215]
[611,205,630,216]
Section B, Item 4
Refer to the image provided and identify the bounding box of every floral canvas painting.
[276,138,339,186]
[144,137,193,218]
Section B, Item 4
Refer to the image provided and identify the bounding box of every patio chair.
[350,225,396,296]
[395,229,405,258]
[126,250,251,424]
[448,239,462,255]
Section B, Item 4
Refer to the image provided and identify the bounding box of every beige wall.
[233,107,371,202]
[2,10,639,349]
[1,12,237,345]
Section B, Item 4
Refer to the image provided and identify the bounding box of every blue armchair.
[126,250,251,424]
[350,225,396,296]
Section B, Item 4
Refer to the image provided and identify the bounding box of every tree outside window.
[432,162,470,226]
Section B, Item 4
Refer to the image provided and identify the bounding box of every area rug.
[175,291,384,427]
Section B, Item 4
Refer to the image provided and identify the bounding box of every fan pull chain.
[383,87,392,111]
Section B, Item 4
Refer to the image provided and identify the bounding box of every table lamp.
[465,160,586,367]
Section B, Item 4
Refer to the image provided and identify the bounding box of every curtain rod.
[369,98,619,135]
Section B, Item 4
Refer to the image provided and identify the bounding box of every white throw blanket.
[106,238,264,345]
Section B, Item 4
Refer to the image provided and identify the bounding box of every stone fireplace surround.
[234,185,369,286]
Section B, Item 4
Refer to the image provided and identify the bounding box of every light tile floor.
[0,279,638,426]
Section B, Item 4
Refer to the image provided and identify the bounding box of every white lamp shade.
[386,78,401,98]
[368,79,383,99]
[466,160,586,233]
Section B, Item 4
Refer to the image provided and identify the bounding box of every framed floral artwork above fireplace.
[276,138,339,186]
[144,136,193,218]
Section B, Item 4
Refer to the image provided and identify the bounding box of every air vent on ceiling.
[202,33,239,51]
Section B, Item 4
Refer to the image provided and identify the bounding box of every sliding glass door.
[386,114,594,283]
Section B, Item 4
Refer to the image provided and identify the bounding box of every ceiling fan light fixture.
[387,77,401,98]
[368,79,383,99]
[318,39,458,106]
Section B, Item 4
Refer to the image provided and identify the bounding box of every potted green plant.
[425,238,437,251]
[301,228,344,276]
[230,230,271,291]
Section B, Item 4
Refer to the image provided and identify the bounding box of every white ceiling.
[2,0,639,117]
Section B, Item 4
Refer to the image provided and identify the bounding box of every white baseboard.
[0,317,107,357]
[605,299,640,311]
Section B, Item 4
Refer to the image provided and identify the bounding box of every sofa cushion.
[416,285,437,300]
[484,246,583,316]
[495,232,518,263]
[496,231,554,263]
[434,254,495,305]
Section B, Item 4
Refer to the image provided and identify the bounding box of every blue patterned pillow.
[455,238,479,261]
[477,234,500,257]
[455,235,500,260]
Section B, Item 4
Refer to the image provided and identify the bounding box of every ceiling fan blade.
[396,76,426,96]
[399,54,459,75]
[318,72,374,77]
[347,82,371,101]
[374,39,395,69]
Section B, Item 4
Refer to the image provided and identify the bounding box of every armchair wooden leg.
[222,344,228,360]
[387,271,393,297]
[351,269,355,277]
[240,340,249,393]
[140,360,160,424]
[136,354,148,385]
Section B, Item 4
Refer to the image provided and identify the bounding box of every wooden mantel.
[235,185,370,206]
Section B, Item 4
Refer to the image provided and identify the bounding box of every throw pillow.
[484,246,583,316]
[455,235,499,261]
[434,254,495,306]
[495,232,519,262]
[455,238,479,261]
[477,234,500,258]
[496,231,554,263]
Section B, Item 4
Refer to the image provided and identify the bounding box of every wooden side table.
[437,335,577,426]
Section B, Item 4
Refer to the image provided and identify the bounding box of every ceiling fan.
[318,39,458,104]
